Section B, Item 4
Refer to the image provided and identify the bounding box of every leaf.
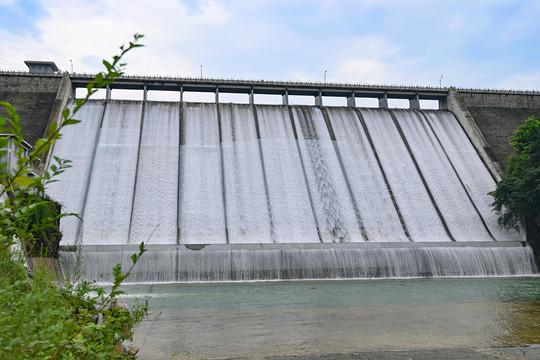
[14,176,34,186]
[64,119,81,126]
[102,59,113,71]
[48,121,58,134]
[62,107,71,120]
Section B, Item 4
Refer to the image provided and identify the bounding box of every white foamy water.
[80,101,143,245]
[220,104,272,243]
[256,105,319,243]
[178,103,226,244]
[46,101,103,245]
[290,107,364,243]
[49,100,535,281]
[393,109,493,242]
[129,102,179,245]
[424,111,524,242]
[326,107,408,242]
[359,108,450,242]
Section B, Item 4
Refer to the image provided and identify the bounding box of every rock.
[120,340,139,355]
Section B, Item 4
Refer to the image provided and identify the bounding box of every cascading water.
[48,100,537,282]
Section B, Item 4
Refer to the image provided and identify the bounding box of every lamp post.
[439,75,443,89]
[324,70,327,84]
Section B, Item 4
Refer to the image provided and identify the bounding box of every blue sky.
[1,0,539,90]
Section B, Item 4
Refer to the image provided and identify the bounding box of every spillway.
[47,100,538,282]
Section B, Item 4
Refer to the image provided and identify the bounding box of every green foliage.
[0,245,148,359]
[0,34,149,358]
[19,194,63,258]
[490,116,540,230]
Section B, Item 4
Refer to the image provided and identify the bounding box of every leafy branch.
[0,33,150,359]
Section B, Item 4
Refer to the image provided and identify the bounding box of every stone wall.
[0,74,63,145]
[455,90,540,170]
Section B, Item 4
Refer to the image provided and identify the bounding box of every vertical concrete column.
[347,92,356,107]
[105,85,111,100]
[215,87,219,104]
[439,97,448,110]
[179,85,183,103]
[378,93,388,108]
[315,91,323,106]
[410,94,420,110]
[282,90,289,105]
[249,87,254,105]
[143,85,148,101]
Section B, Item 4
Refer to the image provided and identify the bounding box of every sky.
[1,0,540,91]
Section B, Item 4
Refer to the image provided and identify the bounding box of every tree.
[0,34,149,358]
[490,116,540,257]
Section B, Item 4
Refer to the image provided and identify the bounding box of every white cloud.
[445,14,464,31]
[0,0,232,75]
[335,58,388,84]
[500,72,540,91]
[346,36,401,60]
[1,0,539,91]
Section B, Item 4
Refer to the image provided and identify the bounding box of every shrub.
[0,34,149,359]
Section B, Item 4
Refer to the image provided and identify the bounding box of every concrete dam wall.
[456,90,540,169]
[0,73,62,145]
[1,74,539,281]
[47,100,536,281]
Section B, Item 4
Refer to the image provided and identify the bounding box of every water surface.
[127,278,540,359]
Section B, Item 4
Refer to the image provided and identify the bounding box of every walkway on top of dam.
[69,74,450,108]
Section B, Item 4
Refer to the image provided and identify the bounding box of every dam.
[1,72,539,282]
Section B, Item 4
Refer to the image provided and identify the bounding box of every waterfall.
[62,243,537,283]
[48,100,537,282]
